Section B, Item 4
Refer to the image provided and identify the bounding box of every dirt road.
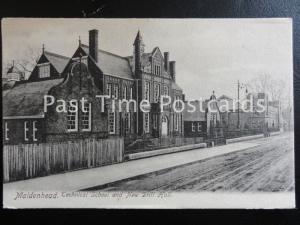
[92,132,294,192]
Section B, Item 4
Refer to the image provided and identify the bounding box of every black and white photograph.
[2,18,295,208]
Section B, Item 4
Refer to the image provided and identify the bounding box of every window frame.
[144,113,150,133]
[114,84,119,99]
[107,83,112,97]
[163,85,169,96]
[191,122,196,132]
[5,122,9,141]
[67,101,78,132]
[32,121,38,141]
[197,122,202,132]
[38,63,50,78]
[130,87,133,99]
[144,81,150,101]
[109,112,116,134]
[123,85,127,100]
[24,121,29,141]
[154,83,161,102]
[81,102,92,132]
[174,114,179,131]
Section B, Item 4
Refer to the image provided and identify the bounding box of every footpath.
[3,141,261,192]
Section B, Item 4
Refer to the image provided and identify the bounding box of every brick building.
[3,29,184,145]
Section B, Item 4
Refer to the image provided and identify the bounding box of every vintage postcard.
[2,18,294,208]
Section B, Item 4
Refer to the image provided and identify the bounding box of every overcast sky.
[2,18,293,100]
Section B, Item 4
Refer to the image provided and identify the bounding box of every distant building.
[183,91,222,140]
[218,92,280,133]
[183,100,206,138]
[2,62,24,90]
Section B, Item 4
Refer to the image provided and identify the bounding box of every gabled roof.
[80,44,133,79]
[3,79,63,117]
[43,51,70,73]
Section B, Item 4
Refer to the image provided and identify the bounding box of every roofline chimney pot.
[89,29,99,62]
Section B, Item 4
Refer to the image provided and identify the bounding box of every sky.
[2,18,293,100]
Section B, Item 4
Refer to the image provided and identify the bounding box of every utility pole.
[237,80,240,129]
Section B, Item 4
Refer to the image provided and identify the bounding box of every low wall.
[226,134,264,144]
[226,131,282,144]
[127,143,207,160]
[125,136,204,153]
[3,138,124,183]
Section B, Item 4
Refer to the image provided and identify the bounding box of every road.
[93,132,294,192]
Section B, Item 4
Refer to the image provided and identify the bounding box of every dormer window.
[38,63,50,78]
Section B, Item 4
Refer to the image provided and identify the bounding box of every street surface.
[96,133,294,192]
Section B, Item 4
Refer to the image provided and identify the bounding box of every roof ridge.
[44,51,70,60]
[81,43,127,60]
[98,49,127,60]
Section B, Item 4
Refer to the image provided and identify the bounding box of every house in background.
[2,62,25,91]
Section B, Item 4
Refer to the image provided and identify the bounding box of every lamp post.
[237,80,248,129]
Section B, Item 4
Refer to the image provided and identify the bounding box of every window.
[82,103,91,131]
[5,122,9,141]
[114,84,119,99]
[192,122,196,132]
[197,122,202,132]
[163,85,169,96]
[154,83,160,102]
[125,113,130,133]
[153,60,161,75]
[109,112,115,134]
[24,121,29,141]
[107,83,112,97]
[144,81,150,101]
[123,85,127,99]
[130,87,133,99]
[211,113,217,121]
[67,101,78,132]
[38,64,50,78]
[144,113,149,133]
[33,121,38,141]
[175,96,181,108]
[175,114,179,131]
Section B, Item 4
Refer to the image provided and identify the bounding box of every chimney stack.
[164,52,169,71]
[89,29,98,62]
[169,61,176,81]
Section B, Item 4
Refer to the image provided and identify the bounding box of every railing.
[3,138,124,183]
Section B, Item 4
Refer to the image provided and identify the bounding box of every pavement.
[3,141,260,192]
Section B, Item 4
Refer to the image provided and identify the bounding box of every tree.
[3,46,41,80]
[247,74,292,110]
